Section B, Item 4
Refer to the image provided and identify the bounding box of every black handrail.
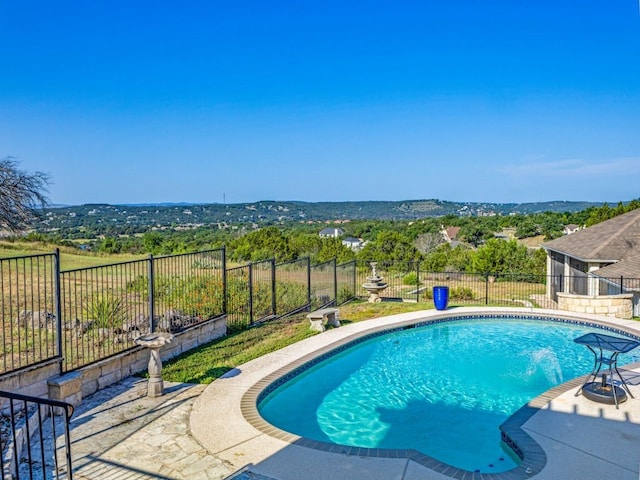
[0,390,74,480]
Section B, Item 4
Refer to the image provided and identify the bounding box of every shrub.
[126,275,148,296]
[276,282,309,314]
[402,272,419,286]
[337,285,355,304]
[83,294,127,329]
[163,276,224,320]
[191,257,219,269]
[450,286,475,301]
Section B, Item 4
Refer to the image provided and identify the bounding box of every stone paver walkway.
[70,378,233,480]
[20,376,244,480]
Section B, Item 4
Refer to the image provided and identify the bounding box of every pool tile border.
[240,310,640,480]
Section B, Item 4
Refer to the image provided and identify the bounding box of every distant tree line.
[10,194,640,277]
[4,157,637,278]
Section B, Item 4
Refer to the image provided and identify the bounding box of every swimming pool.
[257,314,640,474]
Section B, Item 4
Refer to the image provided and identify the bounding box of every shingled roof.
[593,254,640,278]
[542,208,640,263]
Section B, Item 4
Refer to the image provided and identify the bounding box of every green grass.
[0,240,144,270]
[160,300,432,384]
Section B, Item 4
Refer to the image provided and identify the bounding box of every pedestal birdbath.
[135,332,174,397]
[362,262,388,303]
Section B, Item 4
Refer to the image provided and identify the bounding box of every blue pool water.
[258,317,640,473]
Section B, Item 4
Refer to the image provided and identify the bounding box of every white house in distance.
[342,236,364,251]
[562,224,581,235]
[542,208,640,318]
[318,227,363,250]
[319,227,344,238]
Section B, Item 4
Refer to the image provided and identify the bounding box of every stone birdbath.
[362,262,388,303]
[134,332,174,397]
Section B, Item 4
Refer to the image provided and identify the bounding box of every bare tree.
[0,157,51,231]
[414,232,444,254]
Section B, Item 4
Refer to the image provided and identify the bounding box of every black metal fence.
[2,249,639,375]
[355,260,552,306]
[0,253,59,374]
[275,258,311,318]
[600,276,640,296]
[337,260,357,305]
[310,259,337,310]
[151,250,225,331]
[1,249,226,374]
[58,249,226,371]
[226,259,277,332]
[60,258,150,372]
[225,257,357,332]
[354,260,640,311]
[0,389,74,479]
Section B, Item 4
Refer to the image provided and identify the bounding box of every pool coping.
[191,307,640,480]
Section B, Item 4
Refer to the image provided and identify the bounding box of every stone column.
[563,255,571,293]
[546,253,552,298]
[587,263,600,296]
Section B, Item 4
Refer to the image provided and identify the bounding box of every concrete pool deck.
[27,307,640,479]
[191,307,640,480]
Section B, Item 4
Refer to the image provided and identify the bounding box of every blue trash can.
[433,286,449,310]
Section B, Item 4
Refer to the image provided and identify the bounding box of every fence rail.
[310,259,337,310]
[275,258,311,317]
[0,253,59,373]
[2,250,640,375]
[354,261,640,311]
[226,259,279,332]
[60,258,150,372]
[0,389,74,479]
[354,260,551,306]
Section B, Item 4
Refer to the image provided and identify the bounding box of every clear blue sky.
[1,1,639,206]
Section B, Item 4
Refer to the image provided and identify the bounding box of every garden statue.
[134,332,175,397]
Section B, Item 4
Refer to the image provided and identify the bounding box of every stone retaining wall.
[0,315,227,407]
[556,293,634,320]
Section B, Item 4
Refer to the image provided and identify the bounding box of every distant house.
[319,227,344,238]
[342,237,363,251]
[542,208,640,316]
[563,224,581,235]
[440,226,460,245]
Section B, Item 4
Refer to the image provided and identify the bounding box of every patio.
[19,308,640,480]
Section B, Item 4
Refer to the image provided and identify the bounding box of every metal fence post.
[148,254,155,333]
[222,246,227,315]
[333,258,338,305]
[352,260,357,301]
[306,257,311,308]
[271,258,277,316]
[485,272,489,305]
[54,248,63,373]
[621,276,624,294]
[416,262,420,303]
[248,262,254,324]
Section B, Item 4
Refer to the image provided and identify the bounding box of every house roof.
[591,254,640,279]
[542,208,640,263]
[319,227,344,236]
[441,226,460,242]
